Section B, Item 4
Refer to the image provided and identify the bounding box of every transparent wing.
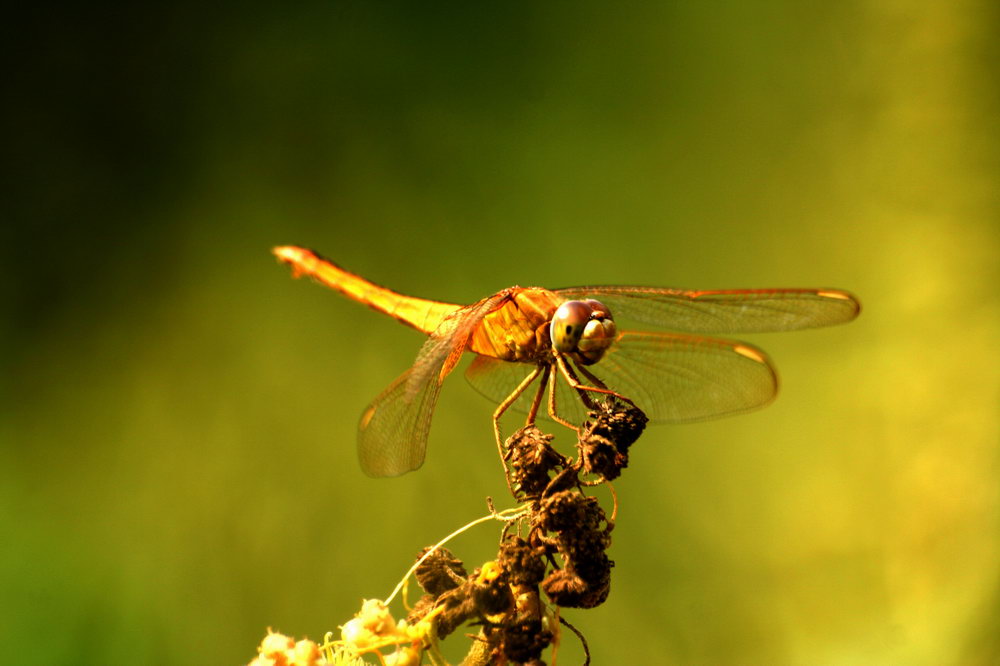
[581,331,777,422]
[357,364,444,477]
[466,331,778,426]
[553,286,860,334]
[465,355,546,417]
[358,293,507,477]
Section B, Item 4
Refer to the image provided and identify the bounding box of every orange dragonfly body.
[274,246,860,477]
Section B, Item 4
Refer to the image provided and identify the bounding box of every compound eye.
[550,301,592,353]
[581,299,610,319]
[576,301,617,363]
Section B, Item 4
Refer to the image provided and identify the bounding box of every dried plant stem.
[385,506,528,607]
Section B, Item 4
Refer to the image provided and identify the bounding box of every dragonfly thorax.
[550,299,617,365]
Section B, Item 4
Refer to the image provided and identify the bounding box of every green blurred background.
[4,2,998,664]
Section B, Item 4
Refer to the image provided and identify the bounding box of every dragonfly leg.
[525,364,551,427]
[558,359,597,411]
[575,363,608,390]
[546,363,581,432]
[494,365,544,492]
[554,353,637,409]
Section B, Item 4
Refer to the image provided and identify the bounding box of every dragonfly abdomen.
[273,246,462,334]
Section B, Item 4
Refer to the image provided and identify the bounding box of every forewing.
[553,286,860,333]
[358,293,508,477]
[357,365,443,477]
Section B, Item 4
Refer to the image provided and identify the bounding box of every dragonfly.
[274,246,860,478]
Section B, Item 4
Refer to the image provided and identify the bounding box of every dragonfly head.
[550,299,617,365]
